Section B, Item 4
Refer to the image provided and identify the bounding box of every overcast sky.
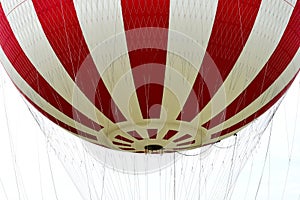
[0,65,299,200]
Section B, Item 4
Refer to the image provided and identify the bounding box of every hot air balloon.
[0,0,299,154]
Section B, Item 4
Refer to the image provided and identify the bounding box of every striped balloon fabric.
[0,0,299,153]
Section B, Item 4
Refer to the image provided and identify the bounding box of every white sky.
[0,65,300,200]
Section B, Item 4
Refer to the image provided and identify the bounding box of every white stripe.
[73,0,145,127]
[192,0,295,125]
[4,0,115,128]
[1,0,23,14]
[0,49,108,144]
[161,0,218,121]
[207,49,300,135]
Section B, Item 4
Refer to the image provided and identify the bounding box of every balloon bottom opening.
[144,144,163,151]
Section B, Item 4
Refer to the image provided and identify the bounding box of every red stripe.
[32,0,126,123]
[147,129,158,139]
[0,4,101,131]
[178,0,262,121]
[121,0,170,119]
[211,72,299,139]
[205,3,300,130]
[177,73,210,121]
[163,130,178,140]
[115,135,134,144]
[127,130,143,140]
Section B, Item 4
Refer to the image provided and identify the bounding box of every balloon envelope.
[0,0,299,152]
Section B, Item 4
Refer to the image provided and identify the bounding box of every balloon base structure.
[144,144,164,154]
[144,144,163,151]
